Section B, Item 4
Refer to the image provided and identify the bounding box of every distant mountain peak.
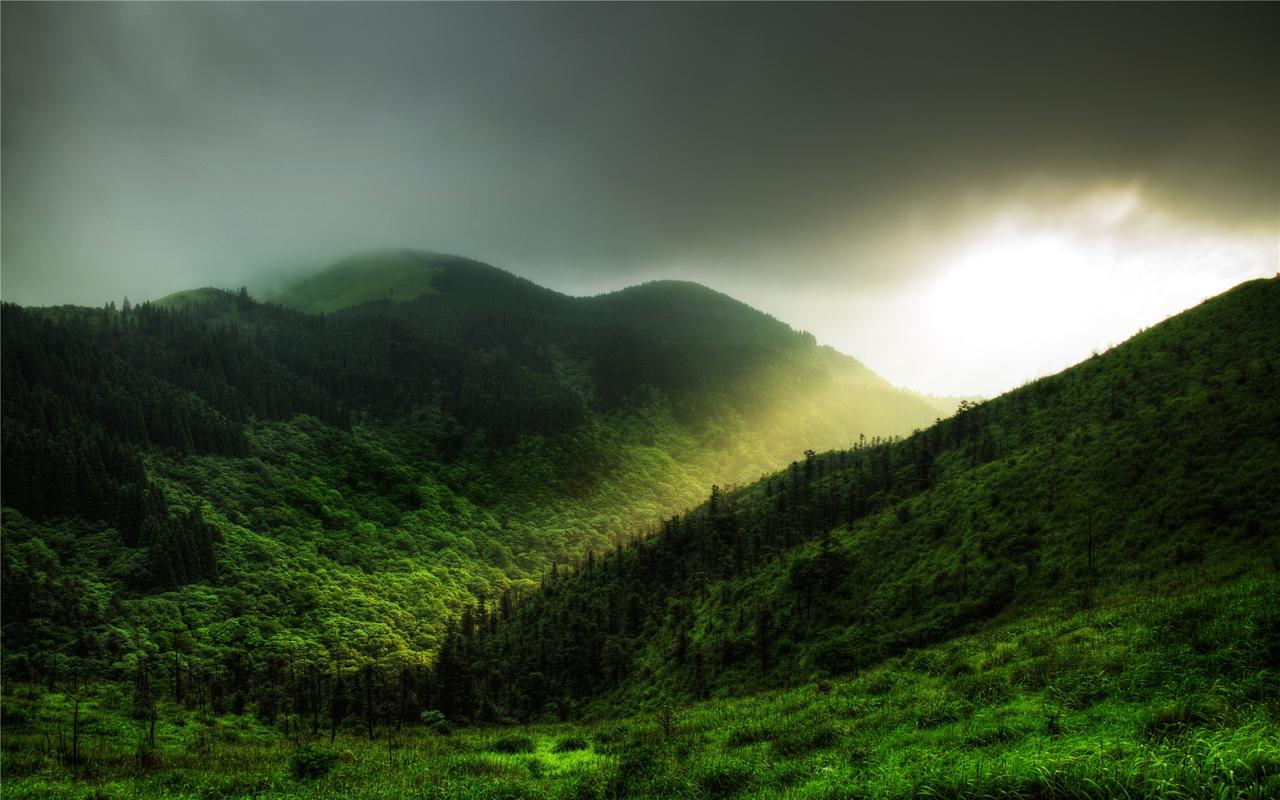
[272,249,570,314]
[272,249,447,313]
[152,287,238,309]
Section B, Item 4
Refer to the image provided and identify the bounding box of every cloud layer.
[3,3,1276,393]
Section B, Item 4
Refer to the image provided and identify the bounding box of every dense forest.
[2,260,1277,799]
[0,251,939,702]
[432,277,1280,722]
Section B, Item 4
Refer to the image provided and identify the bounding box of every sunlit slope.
[0,251,940,687]
[273,251,942,448]
[441,277,1280,719]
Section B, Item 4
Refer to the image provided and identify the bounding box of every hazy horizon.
[3,3,1276,396]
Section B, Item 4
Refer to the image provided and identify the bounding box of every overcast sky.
[3,3,1277,395]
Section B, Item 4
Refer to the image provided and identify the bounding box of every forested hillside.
[4,276,1276,800]
[432,277,1280,720]
[0,251,939,697]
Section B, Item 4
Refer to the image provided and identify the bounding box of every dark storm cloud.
[2,2,1277,306]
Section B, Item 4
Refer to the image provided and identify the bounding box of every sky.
[3,3,1277,397]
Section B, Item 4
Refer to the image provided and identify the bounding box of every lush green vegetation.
[3,577,1276,798]
[431,277,1280,721]
[1,252,938,696]
[274,250,445,314]
[2,262,1276,798]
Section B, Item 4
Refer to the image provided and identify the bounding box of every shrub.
[419,709,452,735]
[553,734,590,752]
[489,734,536,753]
[289,746,339,780]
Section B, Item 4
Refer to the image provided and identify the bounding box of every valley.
[2,258,1276,798]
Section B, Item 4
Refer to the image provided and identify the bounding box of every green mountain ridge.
[273,250,448,314]
[429,276,1280,720]
[2,274,1277,799]
[153,287,241,310]
[1,250,942,690]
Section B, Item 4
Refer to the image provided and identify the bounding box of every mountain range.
[2,254,1276,799]
[2,249,944,679]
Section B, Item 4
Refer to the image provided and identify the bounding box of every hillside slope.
[3,279,1276,800]
[434,277,1280,720]
[0,251,939,692]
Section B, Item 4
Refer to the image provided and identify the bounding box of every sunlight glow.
[856,186,1277,398]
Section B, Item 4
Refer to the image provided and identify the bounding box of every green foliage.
[289,746,339,779]
[768,720,839,758]
[488,734,537,754]
[420,709,452,735]
[2,577,1276,797]
[552,735,589,753]
[1,255,939,707]
[669,578,1271,797]
[2,264,1278,799]
[438,278,1280,720]
[275,250,444,313]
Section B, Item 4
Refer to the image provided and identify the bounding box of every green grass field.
[6,573,1276,799]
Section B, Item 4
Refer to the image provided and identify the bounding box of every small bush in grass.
[456,756,512,777]
[489,733,536,753]
[419,709,452,735]
[289,746,339,780]
[553,734,590,752]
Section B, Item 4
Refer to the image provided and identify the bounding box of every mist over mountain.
[4,3,1276,397]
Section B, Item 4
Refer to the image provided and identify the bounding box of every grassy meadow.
[5,572,1276,799]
